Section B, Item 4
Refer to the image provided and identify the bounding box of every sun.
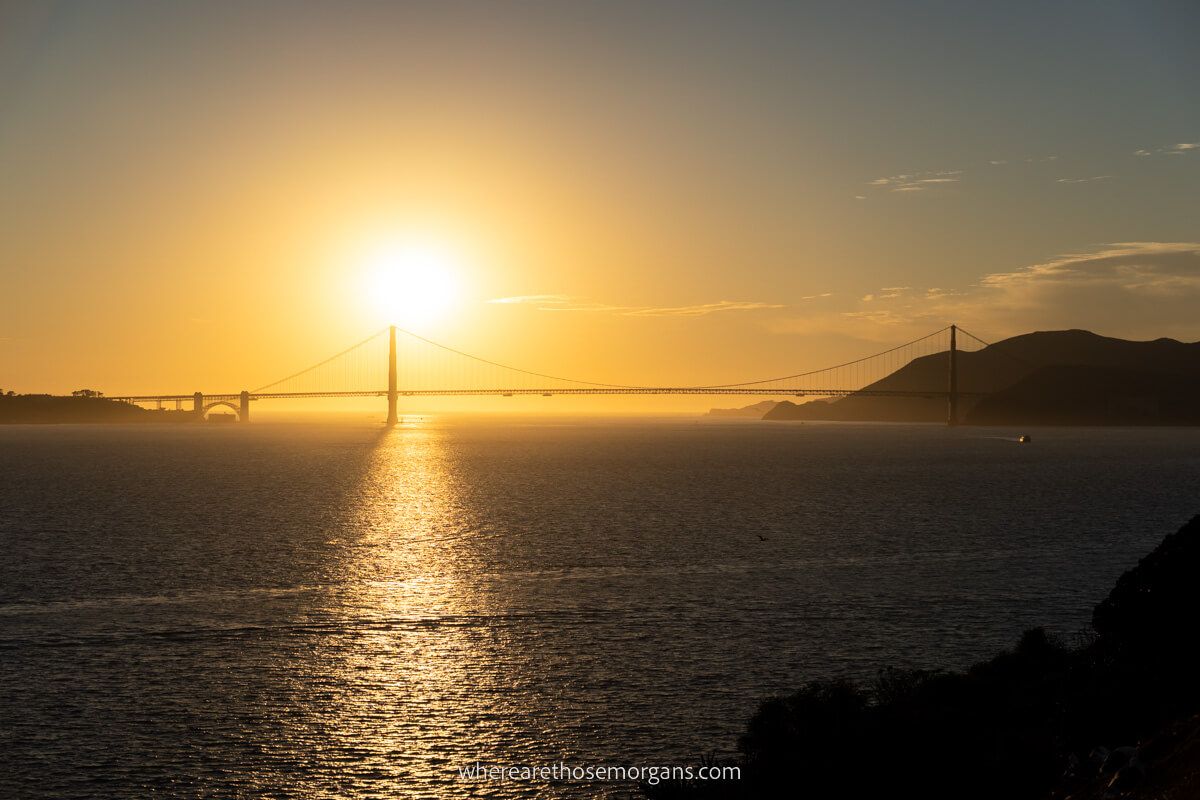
[360,237,461,328]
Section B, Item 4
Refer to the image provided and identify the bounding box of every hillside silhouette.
[0,394,194,424]
[706,401,779,418]
[764,330,1200,425]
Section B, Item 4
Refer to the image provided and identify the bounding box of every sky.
[2,0,1198,409]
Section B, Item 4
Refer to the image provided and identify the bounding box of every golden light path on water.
[291,420,548,796]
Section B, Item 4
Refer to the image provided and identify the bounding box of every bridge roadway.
[102,325,975,424]
[110,387,981,403]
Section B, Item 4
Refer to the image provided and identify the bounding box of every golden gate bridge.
[107,324,995,425]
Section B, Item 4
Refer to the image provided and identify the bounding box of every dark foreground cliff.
[644,515,1200,799]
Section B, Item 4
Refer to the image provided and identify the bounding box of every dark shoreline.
[0,395,198,424]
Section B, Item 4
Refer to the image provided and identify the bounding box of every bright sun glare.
[361,238,461,328]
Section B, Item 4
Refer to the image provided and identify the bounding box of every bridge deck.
[110,388,981,402]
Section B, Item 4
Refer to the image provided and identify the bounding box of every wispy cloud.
[979,242,1200,296]
[488,295,783,317]
[866,140,1190,201]
[487,294,571,305]
[862,287,910,302]
[841,309,907,325]
[622,301,785,317]
[988,154,1055,165]
[772,243,1200,343]
[917,242,1200,336]
[1132,141,1199,157]
[1055,175,1110,184]
[867,170,962,193]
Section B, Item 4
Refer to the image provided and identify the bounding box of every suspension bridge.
[108,324,993,425]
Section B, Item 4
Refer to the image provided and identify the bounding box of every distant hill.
[968,365,1200,425]
[706,400,779,418]
[765,329,1200,425]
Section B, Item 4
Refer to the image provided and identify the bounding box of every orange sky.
[2,2,1198,413]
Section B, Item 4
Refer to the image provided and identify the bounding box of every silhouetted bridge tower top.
[110,323,986,425]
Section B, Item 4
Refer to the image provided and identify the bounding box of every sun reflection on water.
[345,422,471,612]
[303,422,535,795]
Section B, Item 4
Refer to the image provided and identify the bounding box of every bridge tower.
[947,324,958,426]
[193,392,204,421]
[386,325,398,425]
[239,390,250,423]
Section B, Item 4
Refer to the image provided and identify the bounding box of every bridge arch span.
[202,400,242,421]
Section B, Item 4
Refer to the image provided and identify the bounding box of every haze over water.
[3,419,1199,798]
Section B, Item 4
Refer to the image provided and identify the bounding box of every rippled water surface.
[3,419,1200,798]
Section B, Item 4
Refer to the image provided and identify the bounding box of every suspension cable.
[694,326,951,388]
[955,326,1035,366]
[249,324,961,395]
[252,328,389,393]
[392,326,647,389]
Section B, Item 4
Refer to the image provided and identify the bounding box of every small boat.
[1018,434,1032,443]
